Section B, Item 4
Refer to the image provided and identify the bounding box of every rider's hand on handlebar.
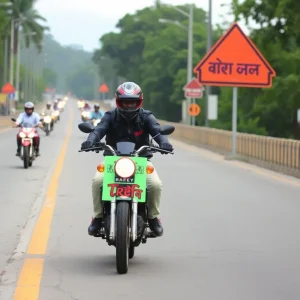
[38,123,43,128]
[13,122,18,128]
[159,142,173,153]
[81,140,93,150]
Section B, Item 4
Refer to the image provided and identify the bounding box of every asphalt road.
[1,100,300,300]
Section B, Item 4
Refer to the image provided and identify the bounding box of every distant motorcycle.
[11,117,43,169]
[43,115,52,136]
[53,110,60,122]
[81,110,91,122]
[90,118,101,126]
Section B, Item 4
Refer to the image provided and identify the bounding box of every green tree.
[65,63,96,99]
[0,1,10,84]
[8,0,49,52]
[43,68,57,88]
[93,4,223,121]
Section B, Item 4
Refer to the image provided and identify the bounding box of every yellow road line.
[13,258,44,300]
[13,109,73,300]
[27,110,73,254]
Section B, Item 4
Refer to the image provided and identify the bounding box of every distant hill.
[42,34,93,92]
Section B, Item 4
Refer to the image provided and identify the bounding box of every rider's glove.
[159,142,173,153]
[81,140,93,150]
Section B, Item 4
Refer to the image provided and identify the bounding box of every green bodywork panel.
[102,156,147,202]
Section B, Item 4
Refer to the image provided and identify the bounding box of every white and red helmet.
[24,102,34,116]
[115,82,143,120]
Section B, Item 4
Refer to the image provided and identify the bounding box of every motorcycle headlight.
[54,111,59,116]
[19,132,26,138]
[28,132,35,138]
[115,158,136,178]
[44,116,51,123]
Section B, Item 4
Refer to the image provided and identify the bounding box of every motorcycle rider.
[81,82,174,237]
[89,104,104,120]
[41,102,54,130]
[53,99,59,110]
[82,102,91,111]
[14,102,43,156]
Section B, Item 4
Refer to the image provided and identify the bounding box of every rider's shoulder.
[140,109,156,121]
[104,108,116,117]
[140,108,153,116]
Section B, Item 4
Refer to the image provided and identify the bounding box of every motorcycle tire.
[23,147,29,169]
[116,202,130,274]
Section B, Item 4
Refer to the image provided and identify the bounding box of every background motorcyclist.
[41,102,54,130]
[82,102,91,111]
[89,104,104,120]
[53,99,59,110]
[14,102,43,156]
[81,82,173,237]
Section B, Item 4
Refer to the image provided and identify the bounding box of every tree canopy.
[93,1,300,139]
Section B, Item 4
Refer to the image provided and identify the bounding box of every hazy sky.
[35,0,244,52]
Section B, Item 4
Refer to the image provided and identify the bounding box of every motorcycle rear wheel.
[116,202,130,274]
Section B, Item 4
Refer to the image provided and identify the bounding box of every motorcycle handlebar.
[78,143,173,155]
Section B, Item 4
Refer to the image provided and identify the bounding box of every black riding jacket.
[87,108,169,158]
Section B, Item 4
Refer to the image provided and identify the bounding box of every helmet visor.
[117,99,141,111]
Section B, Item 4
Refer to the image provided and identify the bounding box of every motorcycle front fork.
[108,199,138,242]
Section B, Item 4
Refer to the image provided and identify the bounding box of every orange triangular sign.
[1,82,15,94]
[99,84,109,93]
[194,22,276,88]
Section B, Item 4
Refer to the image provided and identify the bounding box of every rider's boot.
[16,147,21,156]
[88,218,102,236]
[35,147,40,156]
[148,218,163,236]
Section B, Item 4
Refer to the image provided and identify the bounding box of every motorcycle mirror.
[160,125,175,135]
[40,118,44,122]
[78,122,94,133]
[11,118,16,122]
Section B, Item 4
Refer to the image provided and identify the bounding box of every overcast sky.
[35,0,248,52]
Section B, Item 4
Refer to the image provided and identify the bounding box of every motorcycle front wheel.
[116,202,130,274]
[23,147,29,169]
[46,124,50,136]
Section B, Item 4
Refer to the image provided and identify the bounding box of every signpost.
[1,83,15,113]
[1,82,15,94]
[183,78,204,125]
[194,22,276,156]
[99,83,109,100]
[188,103,201,117]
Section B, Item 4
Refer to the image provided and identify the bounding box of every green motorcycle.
[78,122,174,274]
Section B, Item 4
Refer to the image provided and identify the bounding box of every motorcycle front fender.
[22,139,31,147]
